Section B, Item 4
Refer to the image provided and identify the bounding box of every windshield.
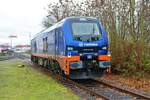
[72,22,101,42]
[72,22,100,36]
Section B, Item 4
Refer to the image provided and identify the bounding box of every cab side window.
[43,37,48,53]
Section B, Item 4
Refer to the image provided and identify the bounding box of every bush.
[110,35,150,77]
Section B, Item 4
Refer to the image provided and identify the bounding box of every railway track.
[93,79,150,100]
[19,55,150,100]
[76,79,150,100]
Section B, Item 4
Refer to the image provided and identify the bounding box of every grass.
[0,53,7,56]
[0,53,13,60]
[0,59,79,100]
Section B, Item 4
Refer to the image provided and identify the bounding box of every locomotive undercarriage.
[70,60,106,79]
[31,55,110,79]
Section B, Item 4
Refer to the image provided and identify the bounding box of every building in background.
[0,44,11,53]
[14,45,31,53]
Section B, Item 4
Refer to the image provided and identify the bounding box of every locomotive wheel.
[32,56,38,64]
[38,58,43,66]
[54,61,65,77]
[56,61,61,74]
[31,56,34,62]
[53,61,59,74]
[50,60,55,72]
[47,60,52,69]
[31,56,33,62]
[34,57,38,64]
[43,59,48,68]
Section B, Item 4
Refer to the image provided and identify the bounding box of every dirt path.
[99,74,150,93]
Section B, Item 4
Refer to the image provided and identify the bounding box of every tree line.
[43,0,150,77]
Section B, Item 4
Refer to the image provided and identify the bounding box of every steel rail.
[63,78,110,100]
[93,79,150,100]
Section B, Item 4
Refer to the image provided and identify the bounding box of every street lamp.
[8,35,17,49]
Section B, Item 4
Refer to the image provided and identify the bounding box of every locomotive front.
[64,17,111,79]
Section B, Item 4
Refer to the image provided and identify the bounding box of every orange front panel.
[57,56,80,75]
[56,56,67,70]
[67,56,80,62]
[98,55,110,61]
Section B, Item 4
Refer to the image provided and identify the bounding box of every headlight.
[107,51,111,57]
[67,53,71,58]
[79,53,83,56]
[67,47,73,50]
[102,46,107,50]
[94,53,98,56]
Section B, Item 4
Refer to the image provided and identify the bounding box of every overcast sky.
[0,0,57,46]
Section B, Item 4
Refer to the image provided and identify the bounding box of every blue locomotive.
[31,17,110,79]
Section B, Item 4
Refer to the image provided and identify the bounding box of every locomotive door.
[55,28,64,59]
[55,28,60,59]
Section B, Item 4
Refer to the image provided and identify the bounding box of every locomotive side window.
[55,28,64,56]
[34,41,37,53]
[43,37,48,53]
[59,29,63,37]
[59,28,64,55]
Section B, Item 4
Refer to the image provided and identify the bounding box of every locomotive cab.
[63,17,111,79]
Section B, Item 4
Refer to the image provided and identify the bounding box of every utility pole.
[8,35,17,49]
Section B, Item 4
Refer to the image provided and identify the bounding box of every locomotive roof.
[32,16,98,40]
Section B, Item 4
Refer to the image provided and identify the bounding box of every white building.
[15,45,31,53]
[0,44,11,53]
